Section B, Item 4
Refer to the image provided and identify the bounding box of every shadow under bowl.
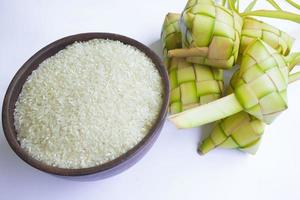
[2,32,169,180]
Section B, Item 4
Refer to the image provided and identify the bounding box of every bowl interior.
[2,33,169,177]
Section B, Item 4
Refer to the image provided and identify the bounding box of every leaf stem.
[289,71,300,84]
[241,10,300,23]
[286,0,300,10]
[286,52,300,71]
[244,0,258,12]
[267,0,282,10]
[222,0,226,6]
[228,0,237,12]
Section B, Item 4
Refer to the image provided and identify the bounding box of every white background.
[1,0,300,200]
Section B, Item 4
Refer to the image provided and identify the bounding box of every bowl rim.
[2,32,169,177]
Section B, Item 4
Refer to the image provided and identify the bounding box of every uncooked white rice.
[14,39,163,169]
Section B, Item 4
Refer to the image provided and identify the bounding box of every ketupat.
[168,0,243,69]
[199,71,265,155]
[199,0,300,155]
[167,0,299,70]
[162,0,300,156]
[199,69,300,155]
[200,111,265,155]
[203,70,264,154]
[161,13,224,114]
[168,58,224,114]
[164,13,294,60]
[161,13,182,68]
[169,39,300,128]
[240,17,294,57]
[229,0,295,57]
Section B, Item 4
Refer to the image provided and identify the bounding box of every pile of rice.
[14,39,163,169]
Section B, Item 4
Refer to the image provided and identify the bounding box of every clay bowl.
[2,33,169,179]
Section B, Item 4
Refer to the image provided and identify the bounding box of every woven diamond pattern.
[161,12,224,114]
[180,0,243,69]
[161,13,182,68]
[200,111,265,154]
[169,58,223,114]
[232,39,289,124]
[240,17,294,57]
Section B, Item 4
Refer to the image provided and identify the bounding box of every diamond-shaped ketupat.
[168,0,297,70]
[161,12,224,115]
[240,17,294,57]
[168,0,243,69]
[199,111,265,155]
[168,59,224,114]
[225,0,297,61]
[169,39,299,128]
[232,40,288,124]
[199,67,300,155]
[161,13,182,68]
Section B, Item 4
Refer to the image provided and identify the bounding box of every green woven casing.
[240,17,294,57]
[200,111,265,154]
[161,13,182,68]
[232,39,288,124]
[180,0,243,69]
[161,12,224,114]
[169,58,223,114]
[200,70,265,155]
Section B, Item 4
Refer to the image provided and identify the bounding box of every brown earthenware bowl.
[2,33,169,179]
